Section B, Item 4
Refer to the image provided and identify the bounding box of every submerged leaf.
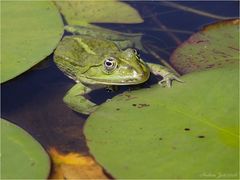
[48,147,108,179]
[84,65,239,179]
[1,1,63,83]
[170,19,239,74]
[1,119,50,179]
[54,1,143,25]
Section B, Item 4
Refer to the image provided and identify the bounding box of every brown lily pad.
[170,19,239,74]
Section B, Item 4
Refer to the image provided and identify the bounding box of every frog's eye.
[132,49,140,58]
[104,57,117,72]
[132,49,137,54]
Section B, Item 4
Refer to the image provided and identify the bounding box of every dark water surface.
[1,1,239,153]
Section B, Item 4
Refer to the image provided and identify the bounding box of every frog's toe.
[158,73,183,88]
[174,75,184,83]
[158,78,171,87]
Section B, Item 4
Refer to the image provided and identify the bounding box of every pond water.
[1,1,239,154]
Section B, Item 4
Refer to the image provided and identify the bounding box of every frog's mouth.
[80,70,150,85]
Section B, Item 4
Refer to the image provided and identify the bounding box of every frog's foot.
[63,95,99,115]
[63,83,99,115]
[146,62,183,88]
[158,73,184,88]
[105,85,119,92]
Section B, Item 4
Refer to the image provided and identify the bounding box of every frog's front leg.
[63,83,98,115]
[146,62,183,87]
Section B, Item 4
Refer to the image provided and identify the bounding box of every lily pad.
[64,25,146,52]
[54,1,145,52]
[1,1,63,83]
[84,65,239,179]
[170,19,239,74]
[54,1,143,26]
[1,119,50,179]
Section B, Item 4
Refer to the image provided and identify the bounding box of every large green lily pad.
[1,1,63,83]
[54,1,143,26]
[170,19,239,74]
[84,65,239,179]
[1,119,50,179]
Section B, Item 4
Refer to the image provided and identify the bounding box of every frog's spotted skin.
[54,35,182,114]
[54,36,150,85]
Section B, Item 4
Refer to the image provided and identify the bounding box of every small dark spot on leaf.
[184,128,190,131]
[124,94,137,101]
[132,104,137,106]
[228,46,240,51]
[172,146,177,150]
[137,103,150,108]
[125,94,131,98]
[116,108,120,111]
[206,64,215,68]
[159,138,162,140]
[196,40,208,44]
[139,127,143,130]
[31,162,35,166]
[198,135,205,138]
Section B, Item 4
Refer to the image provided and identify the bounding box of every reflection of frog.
[54,35,182,114]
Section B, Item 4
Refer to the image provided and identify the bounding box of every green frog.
[54,35,182,114]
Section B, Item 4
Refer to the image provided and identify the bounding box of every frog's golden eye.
[104,57,117,72]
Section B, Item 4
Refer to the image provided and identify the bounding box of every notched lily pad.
[170,19,239,74]
[54,1,143,26]
[1,1,63,83]
[1,119,50,179]
[54,1,145,52]
[64,25,146,52]
[84,65,239,179]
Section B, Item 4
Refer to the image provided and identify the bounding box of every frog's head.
[81,48,150,85]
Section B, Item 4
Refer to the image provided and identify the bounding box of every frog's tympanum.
[54,35,182,114]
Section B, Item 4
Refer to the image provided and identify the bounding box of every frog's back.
[54,35,119,80]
